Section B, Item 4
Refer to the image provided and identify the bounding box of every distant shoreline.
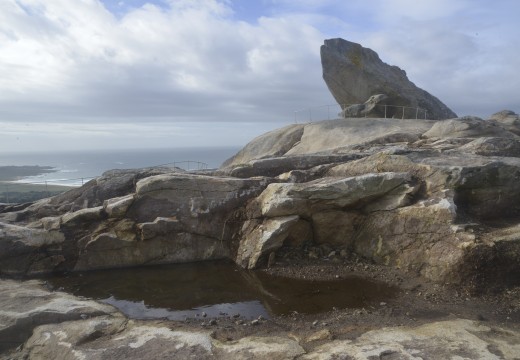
[0,165,57,181]
[0,165,72,203]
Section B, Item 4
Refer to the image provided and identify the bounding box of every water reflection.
[45,260,398,320]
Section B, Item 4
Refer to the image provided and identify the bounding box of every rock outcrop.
[339,93,390,118]
[2,280,519,359]
[321,38,457,120]
[2,116,520,290]
[489,109,520,135]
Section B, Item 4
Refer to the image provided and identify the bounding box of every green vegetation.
[0,165,71,203]
[0,181,72,204]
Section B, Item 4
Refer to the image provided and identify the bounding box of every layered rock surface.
[1,115,520,291]
[1,114,520,358]
[2,280,519,359]
[321,38,457,120]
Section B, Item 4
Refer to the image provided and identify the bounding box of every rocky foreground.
[1,111,520,358]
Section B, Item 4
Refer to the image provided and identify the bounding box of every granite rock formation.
[321,38,457,120]
[1,116,519,293]
[340,94,390,118]
[2,280,519,359]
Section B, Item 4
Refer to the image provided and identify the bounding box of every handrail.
[293,103,429,123]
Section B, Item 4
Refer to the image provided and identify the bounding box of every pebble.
[380,302,387,306]
[209,319,217,326]
[251,319,260,326]
[232,313,241,318]
[312,320,319,327]
[202,312,207,318]
[258,315,265,321]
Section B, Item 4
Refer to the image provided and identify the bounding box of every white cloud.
[0,0,519,153]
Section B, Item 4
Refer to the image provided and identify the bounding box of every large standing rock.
[321,38,457,120]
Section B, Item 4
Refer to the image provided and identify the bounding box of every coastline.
[0,181,73,204]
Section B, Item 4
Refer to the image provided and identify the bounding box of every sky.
[1,0,519,153]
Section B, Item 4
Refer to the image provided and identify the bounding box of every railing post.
[384,105,387,119]
[415,107,419,119]
[402,106,405,119]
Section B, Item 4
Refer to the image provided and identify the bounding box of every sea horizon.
[0,146,241,187]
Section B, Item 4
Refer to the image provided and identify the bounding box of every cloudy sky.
[1,0,519,153]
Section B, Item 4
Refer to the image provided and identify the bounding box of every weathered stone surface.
[256,172,416,218]
[0,223,65,275]
[221,124,305,168]
[423,116,518,140]
[311,211,361,247]
[0,279,119,352]
[14,317,520,359]
[222,153,361,178]
[301,319,520,360]
[61,206,105,227]
[0,173,273,275]
[221,118,435,170]
[354,197,473,282]
[285,118,434,155]
[103,194,135,218]
[4,281,517,359]
[1,106,520,288]
[340,93,389,118]
[321,38,457,120]
[236,215,300,269]
[305,329,332,343]
[454,137,520,157]
[490,109,520,135]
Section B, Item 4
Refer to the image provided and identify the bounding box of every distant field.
[0,181,73,203]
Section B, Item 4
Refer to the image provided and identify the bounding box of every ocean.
[0,147,241,186]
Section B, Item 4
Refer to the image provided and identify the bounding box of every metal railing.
[293,103,429,123]
[152,161,208,171]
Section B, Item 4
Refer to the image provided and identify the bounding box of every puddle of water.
[45,260,398,320]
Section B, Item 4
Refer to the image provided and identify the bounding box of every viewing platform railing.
[293,103,429,123]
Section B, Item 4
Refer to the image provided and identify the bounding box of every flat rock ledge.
[2,279,519,359]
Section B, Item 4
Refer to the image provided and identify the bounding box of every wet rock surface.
[1,278,519,359]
